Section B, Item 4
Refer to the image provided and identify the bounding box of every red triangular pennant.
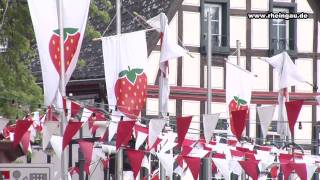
[290,162,307,180]
[20,131,31,153]
[281,162,294,180]
[270,166,278,179]
[285,100,304,135]
[13,120,33,148]
[126,149,145,179]
[116,120,135,150]
[239,160,260,180]
[78,140,93,166]
[176,116,192,146]
[62,121,83,150]
[230,110,247,141]
[184,156,201,180]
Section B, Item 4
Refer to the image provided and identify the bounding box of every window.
[269,2,297,56]
[272,8,289,51]
[201,0,230,55]
[203,4,222,47]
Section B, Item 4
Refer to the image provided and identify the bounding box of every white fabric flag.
[157,152,174,177]
[148,119,166,148]
[148,13,186,116]
[265,51,304,89]
[141,155,149,169]
[306,164,317,180]
[257,105,276,138]
[50,135,63,159]
[0,117,9,132]
[102,31,148,120]
[265,51,305,137]
[81,108,93,123]
[108,120,119,142]
[189,148,209,158]
[213,158,230,180]
[42,121,59,150]
[135,130,148,150]
[226,62,254,135]
[203,113,220,143]
[28,0,90,106]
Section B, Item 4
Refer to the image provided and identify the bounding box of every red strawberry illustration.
[115,66,147,119]
[229,96,249,135]
[49,28,80,75]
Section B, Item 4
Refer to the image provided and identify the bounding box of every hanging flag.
[116,120,135,150]
[126,149,145,179]
[157,152,174,177]
[265,51,305,137]
[0,117,9,132]
[78,140,94,175]
[290,163,307,180]
[134,124,148,150]
[226,62,253,136]
[184,156,201,180]
[148,119,166,149]
[230,110,247,141]
[13,120,33,148]
[257,105,276,138]
[176,116,192,147]
[20,131,31,154]
[147,13,187,116]
[28,0,90,106]
[203,113,220,143]
[50,135,63,159]
[102,31,148,120]
[212,158,230,180]
[285,100,303,136]
[239,160,260,180]
[62,121,83,150]
[42,121,59,150]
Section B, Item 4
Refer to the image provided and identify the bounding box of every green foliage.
[0,0,112,119]
[0,0,42,118]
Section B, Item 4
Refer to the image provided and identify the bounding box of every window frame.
[200,0,230,56]
[269,2,297,57]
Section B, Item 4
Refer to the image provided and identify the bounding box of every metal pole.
[57,0,67,179]
[115,0,123,179]
[202,11,212,180]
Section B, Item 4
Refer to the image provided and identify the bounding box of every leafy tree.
[0,0,111,119]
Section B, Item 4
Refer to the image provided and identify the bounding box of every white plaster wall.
[211,102,228,119]
[230,0,246,10]
[204,66,224,89]
[146,98,158,115]
[183,11,200,47]
[251,0,269,11]
[295,105,312,144]
[183,0,200,6]
[230,16,247,48]
[296,0,313,13]
[182,100,200,139]
[251,57,269,91]
[182,53,201,87]
[295,58,313,92]
[251,19,269,50]
[297,19,314,53]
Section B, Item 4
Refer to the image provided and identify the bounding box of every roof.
[30,0,183,82]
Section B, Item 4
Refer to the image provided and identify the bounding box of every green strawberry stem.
[233,96,247,109]
[118,66,144,84]
[53,28,78,41]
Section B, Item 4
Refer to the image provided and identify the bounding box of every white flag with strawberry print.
[226,62,254,137]
[28,0,90,106]
[102,31,148,120]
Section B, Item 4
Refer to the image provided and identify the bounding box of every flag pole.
[115,0,123,179]
[57,0,67,179]
[203,11,212,180]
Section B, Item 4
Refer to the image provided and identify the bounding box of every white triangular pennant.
[42,121,59,150]
[50,135,63,159]
[257,105,276,138]
[135,131,148,150]
[157,152,174,177]
[203,113,220,143]
[213,158,230,180]
[148,119,166,148]
[0,117,9,132]
[81,108,93,123]
[108,121,119,142]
